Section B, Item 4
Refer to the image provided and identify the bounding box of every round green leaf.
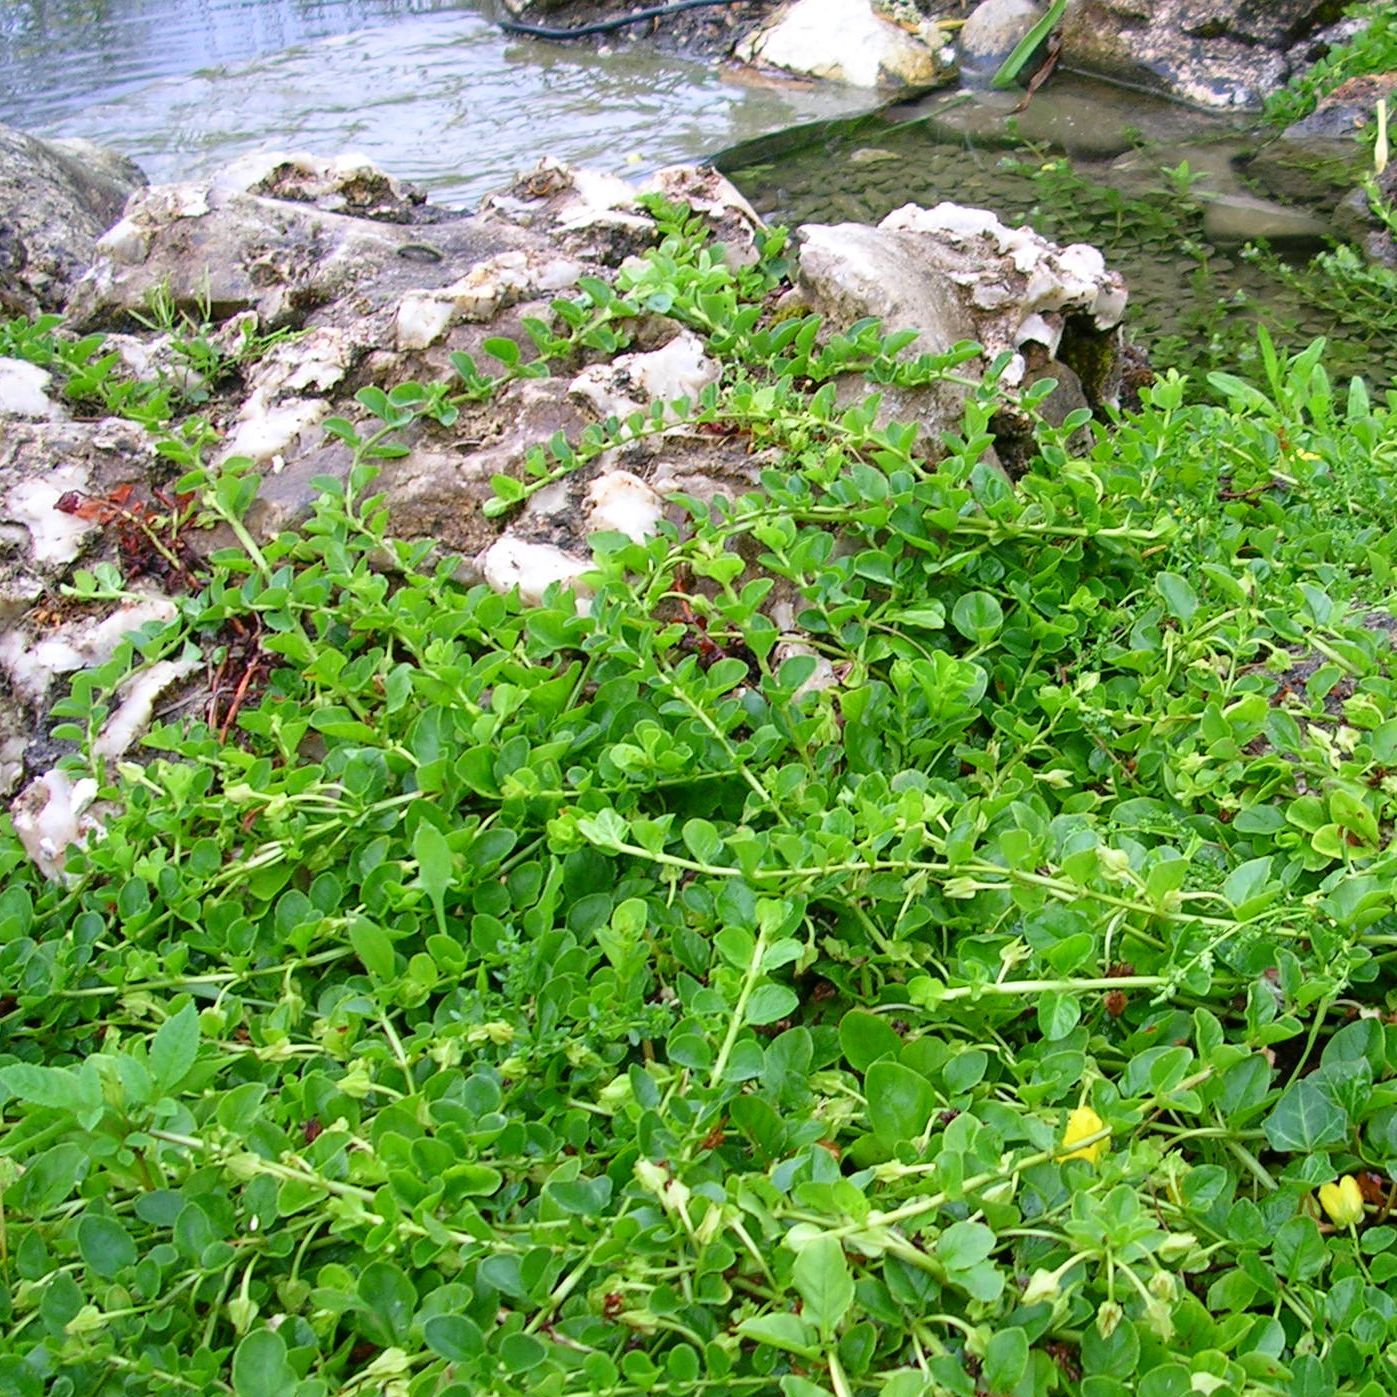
[424,1314,484,1362]
[865,1061,935,1145]
[746,983,799,1026]
[232,1330,296,1397]
[983,1326,1029,1393]
[1263,1079,1348,1153]
[77,1214,137,1278]
[839,1010,902,1071]
[498,1332,547,1373]
[951,591,1004,644]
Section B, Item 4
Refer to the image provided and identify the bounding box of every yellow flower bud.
[1318,1175,1365,1228]
[1060,1106,1109,1164]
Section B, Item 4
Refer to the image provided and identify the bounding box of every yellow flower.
[1318,1175,1365,1228]
[1060,1106,1108,1164]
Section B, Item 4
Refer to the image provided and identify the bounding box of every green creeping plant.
[2,201,1397,1397]
[1264,2,1397,130]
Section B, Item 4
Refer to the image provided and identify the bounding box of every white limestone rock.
[798,201,1127,373]
[736,0,952,88]
[879,203,1128,338]
[2,463,94,567]
[481,158,656,264]
[480,536,592,606]
[11,768,103,883]
[569,332,719,421]
[0,594,178,708]
[587,471,665,544]
[395,250,583,351]
[213,150,423,221]
[93,655,202,759]
[0,358,67,421]
[218,395,328,466]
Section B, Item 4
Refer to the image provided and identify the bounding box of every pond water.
[0,0,874,207]
[717,77,1385,384]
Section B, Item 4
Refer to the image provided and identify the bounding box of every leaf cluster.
[3,204,1397,1397]
[1264,3,1397,131]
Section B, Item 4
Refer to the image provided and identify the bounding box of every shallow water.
[0,0,875,207]
[718,79,1383,384]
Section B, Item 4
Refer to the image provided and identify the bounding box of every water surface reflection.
[0,0,876,206]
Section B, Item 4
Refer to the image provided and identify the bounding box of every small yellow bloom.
[1060,1106,1109,1164]
[1318,1175,1365,1228]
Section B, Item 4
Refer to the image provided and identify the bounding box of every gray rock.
[799,202,1126,354]
[1202,191,1330,246]
[44,138,146,194]
[1332,162,1397,269]
[1225,0,1339,48]
[795,219,977,444]
[58,153,776,586]
[1008,84,1139,158]
[830,374,979,454]
[0,123,146,314]
[959,0,1047,89]
[67,180,531,332]
[1284,14,1369,83]
[797,221,976,355]
[2,153,1138,863]
[992,344,1093,473]
[1283,72,1397,141]
[1027,349,1091,429]
[281,378,596,565]
[1107,139,1250,197]
[480,158,657,267]
[1058,0,1335,109]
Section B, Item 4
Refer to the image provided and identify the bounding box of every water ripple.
[1,0,875,207]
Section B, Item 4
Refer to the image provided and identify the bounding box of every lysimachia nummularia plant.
[3,201,1397,1396]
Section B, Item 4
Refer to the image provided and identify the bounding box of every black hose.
[496,0,747,40]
